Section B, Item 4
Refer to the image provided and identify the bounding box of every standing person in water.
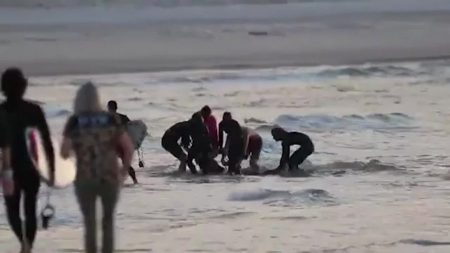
[0,67,55,253]
[161,120,191,172]
[241,126,263,174]
[200,105,219,155]
[61,82,134,253]
[264,127,314,175]
[218,112,244,175]
[107,100,138,184]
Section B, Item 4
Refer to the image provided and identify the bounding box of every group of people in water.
[162,105,315,176]
[0,67,315,253]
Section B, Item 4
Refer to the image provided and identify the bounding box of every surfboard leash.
[40,187,55,230]
[138,148,145,168]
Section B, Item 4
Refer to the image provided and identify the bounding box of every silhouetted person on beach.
[264,127,314,175]
[218,112,244,175]
[1,67,55,253]
[107,100,138,184]
[161,121,191,172]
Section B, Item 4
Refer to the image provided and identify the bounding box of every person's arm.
[36,107,55,185]
[277,141,290,170]
[221,135,230,164]
[61,116,76,159]
[117,132,134,173]
[60,138,72,159]
[0,113,10,172]
[218,122,224,151]
[242,128,250,159]
[113,115,134,178]
[181,133,191,150]
[210,117,219,148]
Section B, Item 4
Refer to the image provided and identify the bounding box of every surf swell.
[274,113,415,132]
[228,187,336,207]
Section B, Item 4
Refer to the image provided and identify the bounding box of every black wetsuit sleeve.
[36,107,55,171]
[181,131,191,148]
[0,111,9,148]
[218,122,224,149]
[279,141,290,169]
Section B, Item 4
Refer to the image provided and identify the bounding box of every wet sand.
[0,10,449,76]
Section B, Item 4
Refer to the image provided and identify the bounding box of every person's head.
[222,111,232,121]
[74,82,102,114]
[1,67,28,100]
[200,105,212,119]
[107,100,118,113]
[271,127,287,141]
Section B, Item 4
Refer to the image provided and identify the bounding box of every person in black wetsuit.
[161,121,191,172]
[107,100,138,184]
[264,127,314,175]
[218,112,244,175]
[0,67,55,253]
[186,112,224,174]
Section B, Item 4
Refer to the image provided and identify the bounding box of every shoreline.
[8,54,450,78]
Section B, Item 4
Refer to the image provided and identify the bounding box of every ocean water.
[1,0,450,25]
[1,59,450,252]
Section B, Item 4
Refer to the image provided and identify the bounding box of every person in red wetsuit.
[200,105,219,155]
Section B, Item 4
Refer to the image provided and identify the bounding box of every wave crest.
[274,113,415,132]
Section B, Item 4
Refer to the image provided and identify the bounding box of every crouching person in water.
[187,112,224,174]
[61,82,134,253]
[161,120,191,172]
[218,112,244,175]
[241,127,263,174]
[264,127,314,175]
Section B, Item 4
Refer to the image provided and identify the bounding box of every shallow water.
[1,60,450,252]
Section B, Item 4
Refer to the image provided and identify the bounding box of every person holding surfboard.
[61,82,134,253]
[0,67,55,253]
[107,100,138,184]
[264,127,314,175]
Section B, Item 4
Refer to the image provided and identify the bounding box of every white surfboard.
[25,127,76,188]
[126,120,148,150]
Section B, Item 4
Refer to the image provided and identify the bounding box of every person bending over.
[161,121,191,172]
[264,127,314,175]
[241,127,263,174]
[218,112,244,175]
[186,112,224,174]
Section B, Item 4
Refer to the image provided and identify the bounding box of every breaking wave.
[274,113,415,132]
[228,187,336,207]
